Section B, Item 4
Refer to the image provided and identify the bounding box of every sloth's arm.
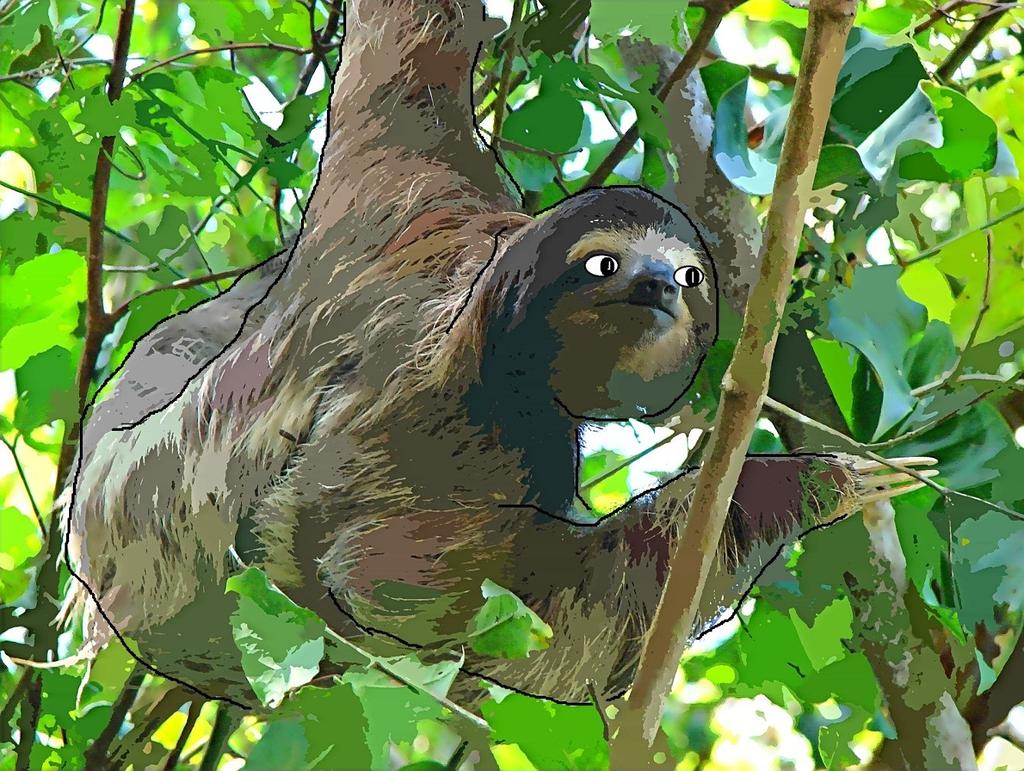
[606,453,934,635]
[287,0,514,285]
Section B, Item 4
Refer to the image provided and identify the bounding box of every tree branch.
[128,42,311,83]
[608,0,858,759]
[850,502,978,770]
[107,267,251,325]
[82,663,146,768]
[585,2,733,191]
[935,3,1012,80]
[763,394,1024,522]
[964,627,1024,751]
[292,0,343,99]
[489,0,524,143]
[14,3,137,768]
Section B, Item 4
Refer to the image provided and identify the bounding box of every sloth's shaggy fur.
[64,0,868,708]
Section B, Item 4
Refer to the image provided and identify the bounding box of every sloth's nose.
[628,264,679,317]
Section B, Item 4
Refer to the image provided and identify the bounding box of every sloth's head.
[477,187,718,421]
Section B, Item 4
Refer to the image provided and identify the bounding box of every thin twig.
[608,1,859,759]
[494,136,578,160]
[107,267,250,324]
[0,436,44,536]
[102,263,160,273]
[585,1,735,190]
[905,200,1024,265]
[935,3,1013,80]
[763,395,1024,522]
[161,700,202,771]
[323,631,489,733]
[128,42,311,83]
[579,430,680,492]
[915,0,971,34]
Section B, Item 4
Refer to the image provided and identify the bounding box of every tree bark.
[852,502,978,770]
[609,0,859,761]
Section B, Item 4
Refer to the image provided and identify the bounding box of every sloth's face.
[479,187,718,422]
[543,225,718,420]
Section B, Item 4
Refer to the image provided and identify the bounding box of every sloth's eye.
[674,265,705,288]
[584,254,619,277]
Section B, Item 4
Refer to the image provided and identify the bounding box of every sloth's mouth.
[596,299,677,320]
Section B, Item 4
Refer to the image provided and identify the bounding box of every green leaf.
[953,508,1024,630]
[699,60,748,113]
[76,89,137,137]
[0,0,51,74]
[482,692,608,771]
[814,144,869,189]
[831,29,926,144]
[0,250,85,371]
[226,567,326,707]
[898,83,998,182]
[710,71,787,195]
[503,59,585,153]
[580,449,631,515]
[14,345,79,432]
[0,506,42,572]
[818,708,871,769]
[245,683,373,770]
[342,666,450,769]
[826,266,926,439]
[590,0,686,46]
[859,82,998,183]
[503,148,557,192]
[468,579,553,660]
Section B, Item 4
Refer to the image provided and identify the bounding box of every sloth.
[65,187,930,708]
[64,0,933,711]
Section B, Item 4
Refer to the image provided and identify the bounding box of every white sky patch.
[581,420,694,494]
[482,0,514,26]
[583,101,617,144]
[562,147,590,179]
[309,113,327,156]
[1015,425,1024,448]
[177,4,195,37]
[243,76,283,129]
[36,77,60,100]
[866,227,895,265]
[717,15,794,73]
[85,33,114,61]
[304,62,326,95]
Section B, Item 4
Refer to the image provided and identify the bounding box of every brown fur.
[64,0,866,709]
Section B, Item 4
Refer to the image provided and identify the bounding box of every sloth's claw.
[852,456,940,504]
[852,456,938,474]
